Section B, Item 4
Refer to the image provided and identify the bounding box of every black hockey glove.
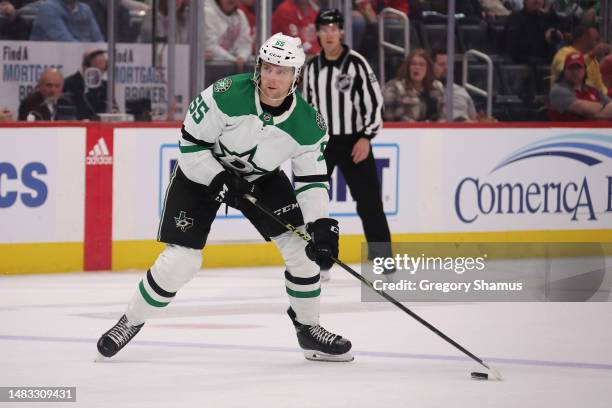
[305,218,339,270]
[208,171,257,208]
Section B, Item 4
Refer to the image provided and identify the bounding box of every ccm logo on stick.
[0,162,47,208]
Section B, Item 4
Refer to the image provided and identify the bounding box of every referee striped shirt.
[303,46,383,138]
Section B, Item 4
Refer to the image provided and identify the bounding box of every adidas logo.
[86,137,113,165]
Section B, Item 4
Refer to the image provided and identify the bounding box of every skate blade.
[304,350,354,362]
[94,353,110,362]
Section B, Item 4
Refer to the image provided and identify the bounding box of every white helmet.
[254,33,306,95]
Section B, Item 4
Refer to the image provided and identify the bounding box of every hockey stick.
[243,193,503,380]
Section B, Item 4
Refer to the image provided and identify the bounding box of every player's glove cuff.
[305,218,339,270]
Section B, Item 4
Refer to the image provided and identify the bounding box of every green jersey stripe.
[294,183,329,196]
[179,143,211,153]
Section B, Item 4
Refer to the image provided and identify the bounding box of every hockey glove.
[208,171,257,208]
[305,218,339,270]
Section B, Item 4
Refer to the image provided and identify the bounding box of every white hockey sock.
[125,245,202,325]
[274,231,321,326]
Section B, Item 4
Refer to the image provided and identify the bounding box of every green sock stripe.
[286,287,321,298]
[139,281,170,307]
[294,183,329,196]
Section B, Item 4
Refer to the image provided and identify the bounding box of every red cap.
[564,52,585,68]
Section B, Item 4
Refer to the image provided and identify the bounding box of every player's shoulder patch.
[212,73,256,117]
[213,77,232,93]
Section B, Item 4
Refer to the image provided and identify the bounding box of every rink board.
[0,122,611,274]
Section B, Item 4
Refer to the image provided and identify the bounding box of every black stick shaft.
[244,194,490,371]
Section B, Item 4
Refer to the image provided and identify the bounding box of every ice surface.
[1,266,611,408]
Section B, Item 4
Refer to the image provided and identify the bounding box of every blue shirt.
[30,0,103,42]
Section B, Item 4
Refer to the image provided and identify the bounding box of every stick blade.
[486,365,503,381]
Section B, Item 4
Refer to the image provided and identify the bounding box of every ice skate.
[287,307,353,362]
[96,315,144,358]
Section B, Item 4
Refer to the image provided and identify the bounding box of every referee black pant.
[325,135,392,260]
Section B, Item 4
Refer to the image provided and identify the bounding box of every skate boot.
[96,315,144,358]
[287,307,353,362]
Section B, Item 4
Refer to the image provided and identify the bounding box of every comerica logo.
[86,137,113,165]
[455,134,612,224]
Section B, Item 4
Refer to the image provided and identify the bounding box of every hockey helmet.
[315,8,344,31]
[254,33,306,96]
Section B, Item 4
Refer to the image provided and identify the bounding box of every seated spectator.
[18,68,76,121]
[600,54,612,97]
[550,25,610,94]
[478,0,511,18]
[431,49,478,121]
[504,0,563,63]
[272,0,320,56]
[81,0,134,42]
[204,0,253,70]
[63,49,113,120]
[383,48,445,122]
[549,52,612,121]
[139,0,189,43]
[0,106,15,122]
[30,0,103,42]
[0,1,17,38]
[238,0,256,54]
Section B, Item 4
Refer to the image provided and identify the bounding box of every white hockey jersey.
[179,73,331,224]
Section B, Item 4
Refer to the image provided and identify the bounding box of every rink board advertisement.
[1,123,611,274]
[0,126,86,273]
[0,127,85,243]
[0,41,190,119]
[113,126,611,241]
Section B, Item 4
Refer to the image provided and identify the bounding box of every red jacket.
[272,0,320,55]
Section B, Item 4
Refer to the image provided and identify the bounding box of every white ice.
[1,266,611,408]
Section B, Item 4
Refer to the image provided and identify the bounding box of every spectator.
[549,52,612,120]
[139,0,189,44]
[600,54,612,97]
[383,48,445,122]
[431,49,478,121]
[504,0,563,63]
[238,0,256,54]
[0,1,17,38]
[0,106,14,122]
[550,25,610,94]
[204,0,253,70]
[63,49,112,120]
[81,0,134,42]
[478,0,511,18]
[272,0,320,56]
[18,68,75,121]
[30,0,103,42]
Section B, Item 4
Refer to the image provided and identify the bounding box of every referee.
[303,8,393,278]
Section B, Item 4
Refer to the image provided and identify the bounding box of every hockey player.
[96,33,353,362]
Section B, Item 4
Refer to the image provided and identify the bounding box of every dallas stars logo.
[213,77,232,93]
[215,141,269,176]
[174,211,194,232]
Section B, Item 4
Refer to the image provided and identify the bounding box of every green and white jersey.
[179,73,330,224]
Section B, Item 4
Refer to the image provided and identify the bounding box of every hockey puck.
[470,372,489,380]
